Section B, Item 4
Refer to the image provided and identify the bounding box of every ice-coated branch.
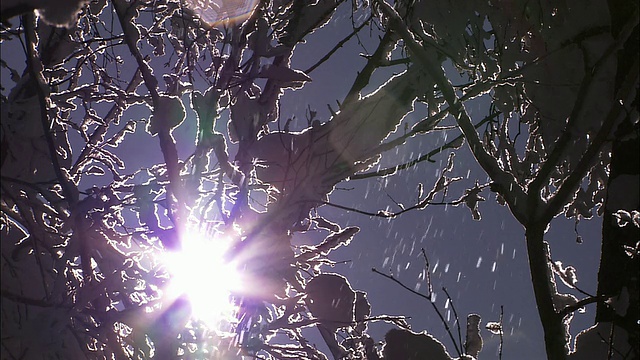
[529,10,638,220]
[70,69,143,175]
[375,0,530,225]
[24,14,78,205]
[113,0,159,101]
[113,0,186,231]
[353,110,499,179]
[343,30,398,106]
[541,56,639,224]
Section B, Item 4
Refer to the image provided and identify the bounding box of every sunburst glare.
[162,229,241,328]
[183,0,259,26]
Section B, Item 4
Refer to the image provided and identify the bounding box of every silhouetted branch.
[420,249,434,298]
[353,111,499,180]
[542,56,639,224]
[442,287,463,353]
[305,14,373,74]
[70,69,143,175]
[374,0,530,225]
[499,305,504,360]
[24,14,78,206]
[267,314,409,331]
[321,197,463,218]
[1,289,59,307]
[114,0,186,231]
[530,13,639,208]
[372,266,462,357]
[343,30,398,105]
[560,295,607,318]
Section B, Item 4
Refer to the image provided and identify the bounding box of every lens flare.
[162,231,240,328]
[183,0,259,26]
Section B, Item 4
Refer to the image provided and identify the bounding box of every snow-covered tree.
[1,0,637,359]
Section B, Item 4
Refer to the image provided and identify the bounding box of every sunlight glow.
[163,231,241,327]
[184,0,259,26]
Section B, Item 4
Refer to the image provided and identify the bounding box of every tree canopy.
[1,0,638,359]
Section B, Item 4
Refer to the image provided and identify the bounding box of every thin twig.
[560,295,606,318]
[1,289,59,307]
[114,0,186,234]
[595,330,625,359]
[320,198,463,218]
[529,11,639,203]
[372,268,430,301]
[442,287,463,353]
[372,266,462,357]
[421,249,433,297]
[352,111,499,180]
[541,56,639,224]
[7,190,52,299]
[499,305,504,360]
[305,14,373,74]
[385,191,404,211]
[70,69,143,175]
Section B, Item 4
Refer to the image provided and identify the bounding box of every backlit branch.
[305,13,373,74]
[372,250,463,358]
[375,0,530,225]
[24,14,78,206]
[114,0,186,230]
[530,10,639,210]
[353,110,499,179]
[542,51,639,223]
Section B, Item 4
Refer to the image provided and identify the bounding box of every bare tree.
[1,0,637,359]
[370,1,638,359]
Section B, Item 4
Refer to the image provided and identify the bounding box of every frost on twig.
[612,209,640,228]
[485,322,503,336]
[543,242,579,354]
[296,226,360,266]
[551,260,579,289]
[146,95,186,138]
[464,314,482,358]
[456,182,486,221]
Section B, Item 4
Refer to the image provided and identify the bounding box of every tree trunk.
[596,118,639,347]
[596,0,639,353]
[526,225,568,360]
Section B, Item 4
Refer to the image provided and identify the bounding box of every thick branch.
[1,289,59,307]
[113,0,159,102]
[560,295,607,318]
[343,30,398,106]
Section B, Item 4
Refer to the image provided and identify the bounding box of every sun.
[162,230,242,328]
